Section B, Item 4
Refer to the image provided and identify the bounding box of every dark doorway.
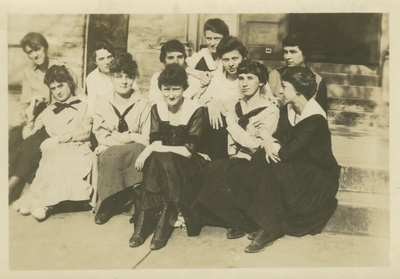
[289,13,382,65]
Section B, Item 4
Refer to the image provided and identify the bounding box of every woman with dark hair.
[9,32,83,203]
[92,53,152,225]
[230,66,340,253]
[12,65,94,221]
[186,18,229,88]
[86,39,141,115]
[129,63,207,250]
[148,39,200,103]
[198,59,279,241]
[195,36,247,159]
[269,32,328,112]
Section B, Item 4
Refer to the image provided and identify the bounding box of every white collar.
[287,98,326,126]
[156,97,201,125]
[239,90,272,114]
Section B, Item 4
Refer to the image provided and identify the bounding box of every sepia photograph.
[1,0,399,278]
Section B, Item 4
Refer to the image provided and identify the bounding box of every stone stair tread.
[330,125,389,170]
[336,191,389,208]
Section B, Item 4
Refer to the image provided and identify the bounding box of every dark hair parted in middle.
[237,59,269,86]
[216,36,247,59]
[203,18,230,37]
[109,53,139,79]
[282,32,311,59]
[44,65,76,96]
[159,40,187,64]
[158,64,189,91]
[91,39,115,63]
[281,66,317,100]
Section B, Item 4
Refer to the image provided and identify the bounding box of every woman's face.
[280,81,298,104]
[238,73,261,100]
[95,48,114,74]
[205,30,224,54]
[111,72,135,95]
[221,50,243,77]
[49,81,72,103]
[24,45,47,66]
[161,84,184,109]
[164,51,185,67]
[283,46,305,67]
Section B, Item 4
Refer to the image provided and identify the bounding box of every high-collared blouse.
[227,91,280,160]
[92,91,152,147]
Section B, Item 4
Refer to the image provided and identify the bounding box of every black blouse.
[149,104,206,154]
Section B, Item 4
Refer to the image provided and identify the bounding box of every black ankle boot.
[150,203,175,250]
[129,210,157,248]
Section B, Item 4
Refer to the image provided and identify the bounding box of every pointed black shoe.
[94,211,114,225]
[129,210,157,248]
[226,227,246,239]
[244,229,284,253]
[150,203,175,250]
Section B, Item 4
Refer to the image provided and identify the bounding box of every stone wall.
[127,14,164,96]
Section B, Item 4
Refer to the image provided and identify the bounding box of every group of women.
[9,18,340,253]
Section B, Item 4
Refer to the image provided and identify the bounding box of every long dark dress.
[139,99,207,235]
[198,93,280,232]
[237,102,341,237]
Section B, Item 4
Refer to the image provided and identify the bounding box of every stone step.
[327,98,389,114]
[320,72,380,87]
[338,166,389,194]
[327,84,382,101]
[327,110,389,127]
[324,191,389,237]
[330,124,389,170]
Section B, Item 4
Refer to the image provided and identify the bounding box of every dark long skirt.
[95,143,145,214]
[200,113,229,160]
[9,126,49,183]
[237,148,339,237]
[198,157,259,233]
[139,151,207,235]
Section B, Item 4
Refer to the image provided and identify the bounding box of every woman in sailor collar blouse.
[92,53,152,225]
[13,65,93,221]
[237,66,340,253]
[198,59,280,243]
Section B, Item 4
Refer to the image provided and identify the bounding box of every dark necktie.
[235,103,267,130]
[111,104,135,132]
[53,99,81,114]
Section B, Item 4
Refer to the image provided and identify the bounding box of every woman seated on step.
[9,32,84,203]
[186,18,229,89]
[92,53,152,225]
[198,59,279,244]
[130,63,208,250]
[269,32,328,112]
[147,39,201,103]
[195,35,246,160]
[13,65,94,221]
[201,66,340,253]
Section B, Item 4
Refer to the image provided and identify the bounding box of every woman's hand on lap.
[135,145,154,171]
[261,139,281,164]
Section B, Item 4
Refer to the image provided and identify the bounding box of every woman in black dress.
[130,64,207,250]
[240,66,340,253]
[198,59,280,240]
